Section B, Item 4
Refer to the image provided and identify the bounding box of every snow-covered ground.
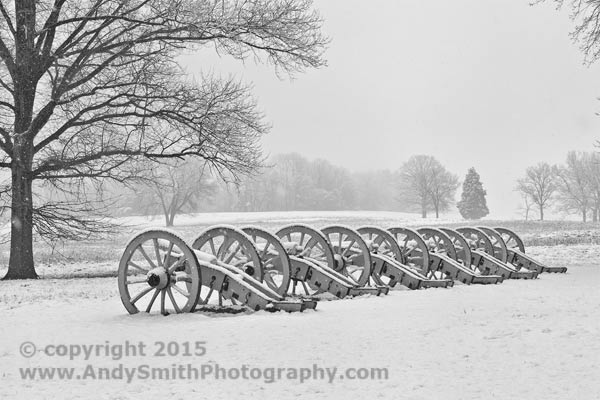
[0,262,598,399]
[0,212,598,399]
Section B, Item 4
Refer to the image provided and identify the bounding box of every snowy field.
[0,211,599,399]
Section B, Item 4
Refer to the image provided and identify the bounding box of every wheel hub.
[147,268,169,289]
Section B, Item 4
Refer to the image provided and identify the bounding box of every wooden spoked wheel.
[118,229,201,315]
[275,224,335,296]
[417,227,458,260]
[387,227,431,277]
[321,225,372,286]
[456,227,495,256]
[242,226,291,296]
[357,226,404,286]
[439,228,473,270]
[495,227,525,253]
[478,227,508,262]
[191,226,263,306]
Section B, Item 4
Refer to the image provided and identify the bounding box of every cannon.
[274,224,388,298]
[454,227,538,279]
[118,227,316,316]
[495,228,567,274]
[416,227,503,285]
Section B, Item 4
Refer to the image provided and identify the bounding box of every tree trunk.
[539,205,544,221]
[4,154,36,279]
[3,0,39,279]
[593,208,598,223]
[421,206,427,218]
[582,209,587,223]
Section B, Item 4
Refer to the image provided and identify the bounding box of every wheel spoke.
[128,261,149,273]
[167,287,181,313]
[145,289,160,313]
[171,284,190,298]
[342,240,356,256]
[137,245,158,270]
[162,241,175,267]
[127,277,148,285]
[153,238,163,267]
[160,289,166,315]
[131,286,154,305]
[223,242,241,264]
[209,238,217,256]
[168,257,185,273]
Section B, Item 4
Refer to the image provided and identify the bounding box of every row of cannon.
[117,224,566,315]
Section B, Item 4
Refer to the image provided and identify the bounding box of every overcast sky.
[180,0,600,219]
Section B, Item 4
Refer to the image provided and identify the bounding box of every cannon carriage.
[117,222,566,316]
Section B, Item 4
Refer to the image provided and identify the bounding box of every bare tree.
[138,160,216,227]
[398,155,458,218]
[556,151,592,222]
[518,193,532,221]
[585,151,600,222]
[0,0,327,279]
[516,162,557,221]
[428,164,459,219]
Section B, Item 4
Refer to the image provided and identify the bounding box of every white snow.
[0,262,598,399]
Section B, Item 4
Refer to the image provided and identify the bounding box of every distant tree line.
[114,153,483,224]
[516,151,600,222]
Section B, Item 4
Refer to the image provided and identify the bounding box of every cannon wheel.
[191,226,263,306]
[275,224,335,296]
[388,227,431,277]
[439,228,473,270]
[242,226,291,296]
[321,225,372,286]
[495,227,525,253]
[417,227,458,260]
[358,226,405,286]
[118,229,201,315]
[456,227,495,256]
[478,227,508,262]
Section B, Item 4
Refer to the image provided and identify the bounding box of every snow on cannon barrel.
[494,227,567,274]
[274,224,386,299]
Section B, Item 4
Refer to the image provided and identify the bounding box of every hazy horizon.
[179,0,600,219]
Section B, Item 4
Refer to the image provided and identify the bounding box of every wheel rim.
[387,227,430,276]
[242,226,291,296]
[191,226,263,306]
[357,226,403,286]
[495,227,525,253]
[321,225,372,286]
[118,230,200,315]
[478,227,508,262]
[439,228,473,270]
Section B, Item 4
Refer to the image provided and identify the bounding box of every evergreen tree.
[457,168,489,220]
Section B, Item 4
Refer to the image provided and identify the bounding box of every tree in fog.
[398,155,458,218]
[0,0,327,279]
[585,152,600,222]
[138,160,216,227]
[556,151,592,222]
[516,162,557,221]
[457,167,489,220]
[428,164,459,218]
